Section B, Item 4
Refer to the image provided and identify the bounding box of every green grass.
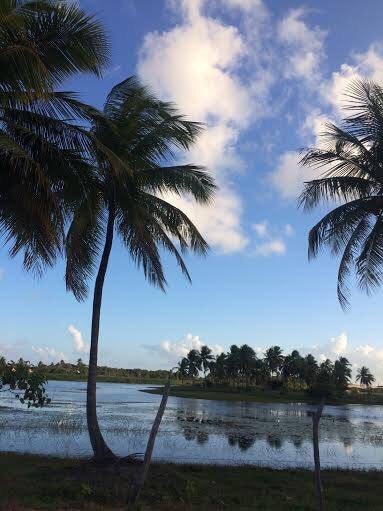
[143,384,383,405]
[0,453,382,510]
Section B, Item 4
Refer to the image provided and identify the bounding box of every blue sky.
[2,0,383,381]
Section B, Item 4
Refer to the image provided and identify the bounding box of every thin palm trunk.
[312,399,325,511]
[129,376,171,504]
[87,203,116,461]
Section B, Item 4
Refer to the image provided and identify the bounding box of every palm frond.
[356,215,383,293]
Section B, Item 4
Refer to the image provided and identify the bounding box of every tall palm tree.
[0,1,109,273]
[265,346,284,378]
[186,349,202,379]
[177,358,189,384]
[200,345,214,386]
[356,366,375,388]
[65,77,215,460]
[300,80,383,308]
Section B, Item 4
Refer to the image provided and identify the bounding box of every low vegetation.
[1,453,383,511]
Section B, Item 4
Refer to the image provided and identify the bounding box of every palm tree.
[265,346,284,378]
[200,345,214,386]
[356,366,375,388]
[186,349,202,379]
[0,1,108,273]
[177,358,189,383]
[238,344,256,388]
[65,77,215,460]
[300,80,383,308]
[333,357,352,390]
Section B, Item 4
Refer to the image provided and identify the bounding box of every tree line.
[1,357,169,381]
[177,345,376,395]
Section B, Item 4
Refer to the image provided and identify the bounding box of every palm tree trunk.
[312,399,325,511]
[87,203,116,461]
[129,377,171,504]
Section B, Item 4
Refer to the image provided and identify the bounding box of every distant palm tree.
[333,357,352,390]
[65,77,215,460]
[200,345,214,386]
[300,80,383,308]
[265,346,284,378]
[356,366,375,388]
[0,0,108,272]
[177,358,189,383]
[186,350,202,379]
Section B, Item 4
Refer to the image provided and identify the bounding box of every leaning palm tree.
[65,77,215,460]
[356,366,375,388]
[0,0,109,273]
[300,80,383,308]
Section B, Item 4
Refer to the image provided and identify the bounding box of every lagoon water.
[1,381,383,469]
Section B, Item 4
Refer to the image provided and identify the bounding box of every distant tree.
[282,350,304,380]
[333,357,352,390]
[238,344,256,388]
[200,345,214,385]
[186,350,202,379]
[265,346,284,378]
[177,358,189,383]
[300,80,383,309]
[209,353,228,383]
[356,366,375,388]
[303,354,319,386]
[226,345,241,383]
[251,358,269,385]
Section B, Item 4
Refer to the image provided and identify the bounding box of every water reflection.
[1,381,383,469]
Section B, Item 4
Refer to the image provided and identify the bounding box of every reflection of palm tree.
[292,436,303,449]
[267,435,283,449]
[197,431,209,444]
[183,427,197,442]
[226,432,256,452]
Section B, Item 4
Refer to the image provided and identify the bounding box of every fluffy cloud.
[68,325,89,354]
[146,333,224,364]
[137,0,273,253]
[277,8,326,85]
[254,239,286,256]
[252,219,293,256]
[271,43,383,200]
[31,346,66,363]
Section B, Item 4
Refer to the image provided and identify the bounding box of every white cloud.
[277,8,326,85]
[137,0,272,254]
[252,219,293,256]
[284,224,294,236]
[147,333,224,363]
[356,344,375,357]
[254,239,286,256]
[328,332,348,355]
[32,346,66,363]
[68,325,89,354]
[252,220,268,237]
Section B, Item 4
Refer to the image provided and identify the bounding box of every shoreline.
[1,452,382,510]
[142,384,383,406]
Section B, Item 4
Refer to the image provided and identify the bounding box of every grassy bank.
[144,384,383,405]
[1,453,382,510]
[47,373,168,385]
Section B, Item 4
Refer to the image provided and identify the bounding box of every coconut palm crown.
[0,0,109,274]
[300,80,383,308]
